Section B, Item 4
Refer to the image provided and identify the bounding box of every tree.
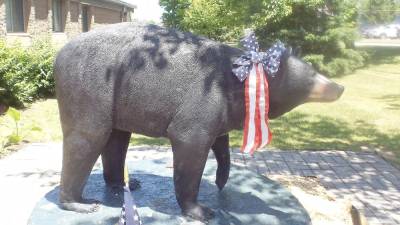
[360,0,397,25]
[166,0,292,42]
[159,0,191,29]
[255,0,364,76]
[181,0,229,41]
[160,0,365,77]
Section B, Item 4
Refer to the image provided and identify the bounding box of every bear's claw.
[59,198,100,213]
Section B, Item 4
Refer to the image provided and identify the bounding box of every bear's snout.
[307,74,345,102]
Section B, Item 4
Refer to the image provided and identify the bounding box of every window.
[52,0,63,32]
[81,5,89,32]
[5,0,25,32]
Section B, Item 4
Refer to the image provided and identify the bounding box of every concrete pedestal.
[28,158,310,225]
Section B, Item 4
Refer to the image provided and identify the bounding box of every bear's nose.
[337,85,345,98]
[323,83,345,102]
[307,74,345,102]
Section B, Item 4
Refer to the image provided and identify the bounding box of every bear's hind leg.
[101,129,131,188]
[59,130,110,213]
[211,134,230,190]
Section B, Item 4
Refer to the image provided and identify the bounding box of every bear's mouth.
[307,74,345,102]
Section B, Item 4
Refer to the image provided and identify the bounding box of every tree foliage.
[160,0,367,77]
[360,0,397,25]
[256,0,364,76]
[159,0,191,29]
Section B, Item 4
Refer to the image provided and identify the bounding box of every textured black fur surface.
[55,22,341,221]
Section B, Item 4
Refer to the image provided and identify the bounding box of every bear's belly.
[113,104,173,138]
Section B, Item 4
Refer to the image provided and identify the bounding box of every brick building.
[0,0,136,45]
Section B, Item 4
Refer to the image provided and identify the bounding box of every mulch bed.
[268,175,369,225]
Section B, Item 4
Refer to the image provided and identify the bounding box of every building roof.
[79,0,137,10]
[105,0,137,9]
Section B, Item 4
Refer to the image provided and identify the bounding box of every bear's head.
[268,48,344,119]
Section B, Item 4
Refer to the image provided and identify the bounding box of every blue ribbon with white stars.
[232,32,286,82]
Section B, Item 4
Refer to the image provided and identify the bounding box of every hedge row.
[0,40,56,108]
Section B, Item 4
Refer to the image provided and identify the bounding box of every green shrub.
[303,48,367,76]
[161,0,369,77]
[0,39,56,107]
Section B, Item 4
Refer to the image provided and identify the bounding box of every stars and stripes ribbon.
[232,32,286,82]
[232,32,286,154]
[118,165,142,225]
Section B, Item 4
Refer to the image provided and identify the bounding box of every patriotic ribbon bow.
[232,32,286,154]
[233,32,286,82]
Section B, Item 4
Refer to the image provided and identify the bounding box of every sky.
[126,0,163,24]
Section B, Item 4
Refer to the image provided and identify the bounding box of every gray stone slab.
[280,152,304,162]
[262,151,284,161]
[299,152,322,163]
[28,158,311,225]
[267,161,291,175]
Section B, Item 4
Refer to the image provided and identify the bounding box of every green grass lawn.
[1,60,399,164]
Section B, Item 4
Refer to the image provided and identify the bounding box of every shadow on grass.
[230,112,400,159]
[364,48,400,65]
[375,94,400,111]
[128,112,400,163]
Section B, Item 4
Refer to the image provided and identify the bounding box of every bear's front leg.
[169,129,216,222]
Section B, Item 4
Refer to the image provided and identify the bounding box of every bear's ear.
[282,47,292,62]
[286,46,293,55]
[293,46,302,57]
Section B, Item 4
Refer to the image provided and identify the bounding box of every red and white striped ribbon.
[241,63,272,155]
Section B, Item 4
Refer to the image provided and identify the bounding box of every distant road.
[355,39,400,48]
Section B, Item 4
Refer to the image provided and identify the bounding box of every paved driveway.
[0,144,399,225]
[355,39,400,47]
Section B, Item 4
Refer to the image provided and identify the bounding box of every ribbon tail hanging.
[241,63,272,155]
[118,165,142,225]
[258,64,272,148]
